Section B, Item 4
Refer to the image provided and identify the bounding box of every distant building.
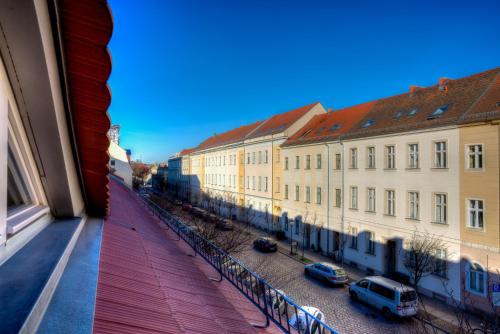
[108,124,120,145]
[152,164,168,191]
[109,141,133,187]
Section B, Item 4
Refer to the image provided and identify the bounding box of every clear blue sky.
[108,0,500,163]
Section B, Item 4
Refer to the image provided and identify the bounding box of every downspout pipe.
[340,137,345,264]
[325,142,330,256]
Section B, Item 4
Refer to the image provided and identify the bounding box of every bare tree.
[403,230,447,291]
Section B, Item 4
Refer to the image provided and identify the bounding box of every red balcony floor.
[93,179,282,333]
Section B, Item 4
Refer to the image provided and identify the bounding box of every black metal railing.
[138,194,340,334]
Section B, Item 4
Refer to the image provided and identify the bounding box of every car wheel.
[382,307,393,320]
[349,291,357,300]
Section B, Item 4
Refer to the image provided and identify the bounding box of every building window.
[252,176,256,190]
[408,144,419,168]
[258,151,262,164]
[350,186,358,209]
[366,231,375,255]
[258,176,262,191]
[284,157,289,170]
[434,249,447,278]
[434,141,447,168]
[305,186,311,203]
[335,189,341,208]
[367,146,376,168]
[468,199,484,229]
[316,154,322,169]
[264,177,268,192]
[434,193,447,224]
[247,153,250,164]
[252,152,256,164]
[284,185,289,199]
[283,214,289,231]
[467,144,483,169]
[306,155,310,169]
[316,187,322,204]
[467,262,486,295]
[335,153,341,170]
[386,145,395,169]
[350,227,358,249]
[295,217,300,235]
[350,148,358,168]
[295,185,300,201]
[295,156,300,169]
[246,176,250,189]
[408,191,419,220]
[385,190,395,216]
[276,177,280,193]
[110,159,115,167]
[367,188,376,212]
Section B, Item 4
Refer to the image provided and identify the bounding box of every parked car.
[253,237,278,252]
[191,207,205,218]
[265,289,287,315]
[349,276,418,318]
[304,262,349,285]
[288,306,325,334]
[182,203,192,211]
[216,219,234,231]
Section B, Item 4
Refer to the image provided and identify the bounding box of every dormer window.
[329,123,341,132]
[394,111,403,119]
[428,105,449,120]
[408,108,418,117]
[315,127,325,135]
[361,119,375,128]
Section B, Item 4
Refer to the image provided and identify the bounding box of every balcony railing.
[138,194,340,334]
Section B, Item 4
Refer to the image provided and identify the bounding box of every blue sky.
[108,0,500,163]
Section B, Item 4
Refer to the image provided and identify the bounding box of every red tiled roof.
[94,179,282,334]
[343,67,500,140]
[59,0,113,216]
[460,70,500,123]
[194,120,263,152]
[247,102,321,139]
[179,148,196,156]
[282,101,375,147]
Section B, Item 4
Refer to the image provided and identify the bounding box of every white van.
[288,306,325,334]
[349,276,418,318]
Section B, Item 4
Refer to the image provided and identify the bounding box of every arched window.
[467,262,486,296]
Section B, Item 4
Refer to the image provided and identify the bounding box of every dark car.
[253,237,278,252]
[216,219,234,231]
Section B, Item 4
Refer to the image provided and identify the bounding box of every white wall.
[109,141,132,187]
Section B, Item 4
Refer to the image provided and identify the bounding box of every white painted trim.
[0,79,7,245]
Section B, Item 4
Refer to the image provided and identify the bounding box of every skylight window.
[427,104,449,120]
[394,111,403,119]
[361,119,375,128]
[329,123,342,132]
[408,108,418,117]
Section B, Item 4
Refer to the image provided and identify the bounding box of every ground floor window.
[467,262,486,296]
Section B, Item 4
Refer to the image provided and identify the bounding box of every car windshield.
[333,269,346,276]
[400,290,417,302]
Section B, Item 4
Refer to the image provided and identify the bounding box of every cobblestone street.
[236,240,418,334]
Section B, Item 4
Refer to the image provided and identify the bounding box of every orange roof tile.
[179,148,195,156]
[343,67,500,140]
[282,101,375,147]
[194,120,263,152]
[247,102,321,139]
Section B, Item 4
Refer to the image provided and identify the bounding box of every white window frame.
[350,227,358,249]
[284,184,288,199]
[305,155,310,169]
[367,188,376,212]
[366,231,375,255]
[466,262,487,296]
[316,187,321,204]
[434,141,447,168]
[407,191,419,220]
[335,153,341,170]
[367,146,376,169]
[434,193,447,224]
[385,189,395,216]
[408,143,419,168]
[350,148,358,169]
[467,199,484,229]
[335,188,341,208]
[350,186,358,209]
[295,185,300,201]
[466,144,484,170]
[385,145,396,169]
[305,186,311,203]
[316,154,322,169]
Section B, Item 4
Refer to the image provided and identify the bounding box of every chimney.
[327,108,333,114]
[438,77,451,93]
[409,85,424,94]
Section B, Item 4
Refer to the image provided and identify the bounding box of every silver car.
[304,262,349,285]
